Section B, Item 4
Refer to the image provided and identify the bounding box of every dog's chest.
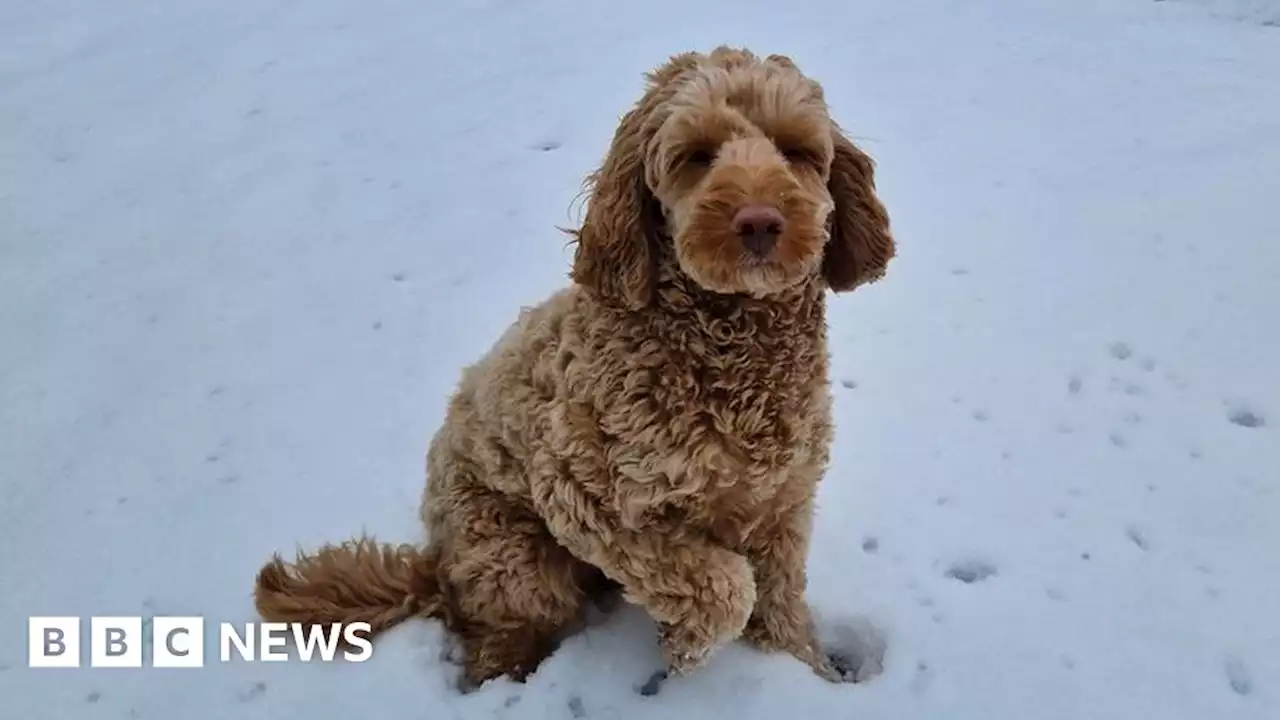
[589,292,833,538]
[658,372,827,546]
[659,334,823,466]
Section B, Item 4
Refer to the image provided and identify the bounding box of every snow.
[1,0,1278,718]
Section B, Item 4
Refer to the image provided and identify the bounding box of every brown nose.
[732,204,786,256]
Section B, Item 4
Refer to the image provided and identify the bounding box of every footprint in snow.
[908,660,932,695]
[237,682,267,703]
[1108,341,1133,361]
[1227,406,1266,429]
[567,696,587,718]
[1067,374,1083,396]
[819,616,888,683]
[1108,378,1146,397]
[532,140,562,152]
[1125,525,1150,551]
[840,379,857,389]
[1224,656,1252,696]
[636,670,667,697]
[945,559,998,584]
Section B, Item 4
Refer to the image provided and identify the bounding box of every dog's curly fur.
[254,46,895,688]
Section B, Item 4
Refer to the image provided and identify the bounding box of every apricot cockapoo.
[254,46,895,689]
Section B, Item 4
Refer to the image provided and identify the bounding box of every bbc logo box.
[28,617,80,668]
[29,616,204,668]
[29,616,371,667]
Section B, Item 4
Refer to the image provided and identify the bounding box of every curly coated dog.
[253,46,895,689]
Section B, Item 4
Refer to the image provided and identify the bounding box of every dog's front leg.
[740,494,842,681]
[531,479,755,677]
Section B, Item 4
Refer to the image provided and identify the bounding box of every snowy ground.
[2,0,1278,718]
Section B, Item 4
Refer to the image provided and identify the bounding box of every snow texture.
[2,0,1278,718]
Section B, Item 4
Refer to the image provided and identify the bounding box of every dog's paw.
[658,622,719,677]
[739,620,780,654]
[663,641,713,677]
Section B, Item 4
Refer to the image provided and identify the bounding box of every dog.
[254,46,895,689]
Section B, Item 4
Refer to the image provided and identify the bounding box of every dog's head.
[570,47,895,309]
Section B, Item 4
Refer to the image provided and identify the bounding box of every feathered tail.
[254,535,447,640]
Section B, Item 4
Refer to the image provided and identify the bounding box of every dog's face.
[571,48,895,309]
[647,54,838,297]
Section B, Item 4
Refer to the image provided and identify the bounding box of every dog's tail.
[253,535,447,640]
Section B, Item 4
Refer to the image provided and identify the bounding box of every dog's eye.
[685,149,713,166]
[781,148,812,164]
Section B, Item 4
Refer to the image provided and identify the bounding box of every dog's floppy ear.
[822,127,895,292]
[569,106,658,310]
[570,54,698,310]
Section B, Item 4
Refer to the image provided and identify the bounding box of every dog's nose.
[732,204,786,256]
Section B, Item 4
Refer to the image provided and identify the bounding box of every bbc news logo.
[28,617,372,668]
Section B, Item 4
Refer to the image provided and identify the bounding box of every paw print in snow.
[945,559,998,584]
[817,616,887,684]
[1108,341,1133,360]
[1227,405,1265,429]
[1125,525,1149,551]
[1224,656,1252,696]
